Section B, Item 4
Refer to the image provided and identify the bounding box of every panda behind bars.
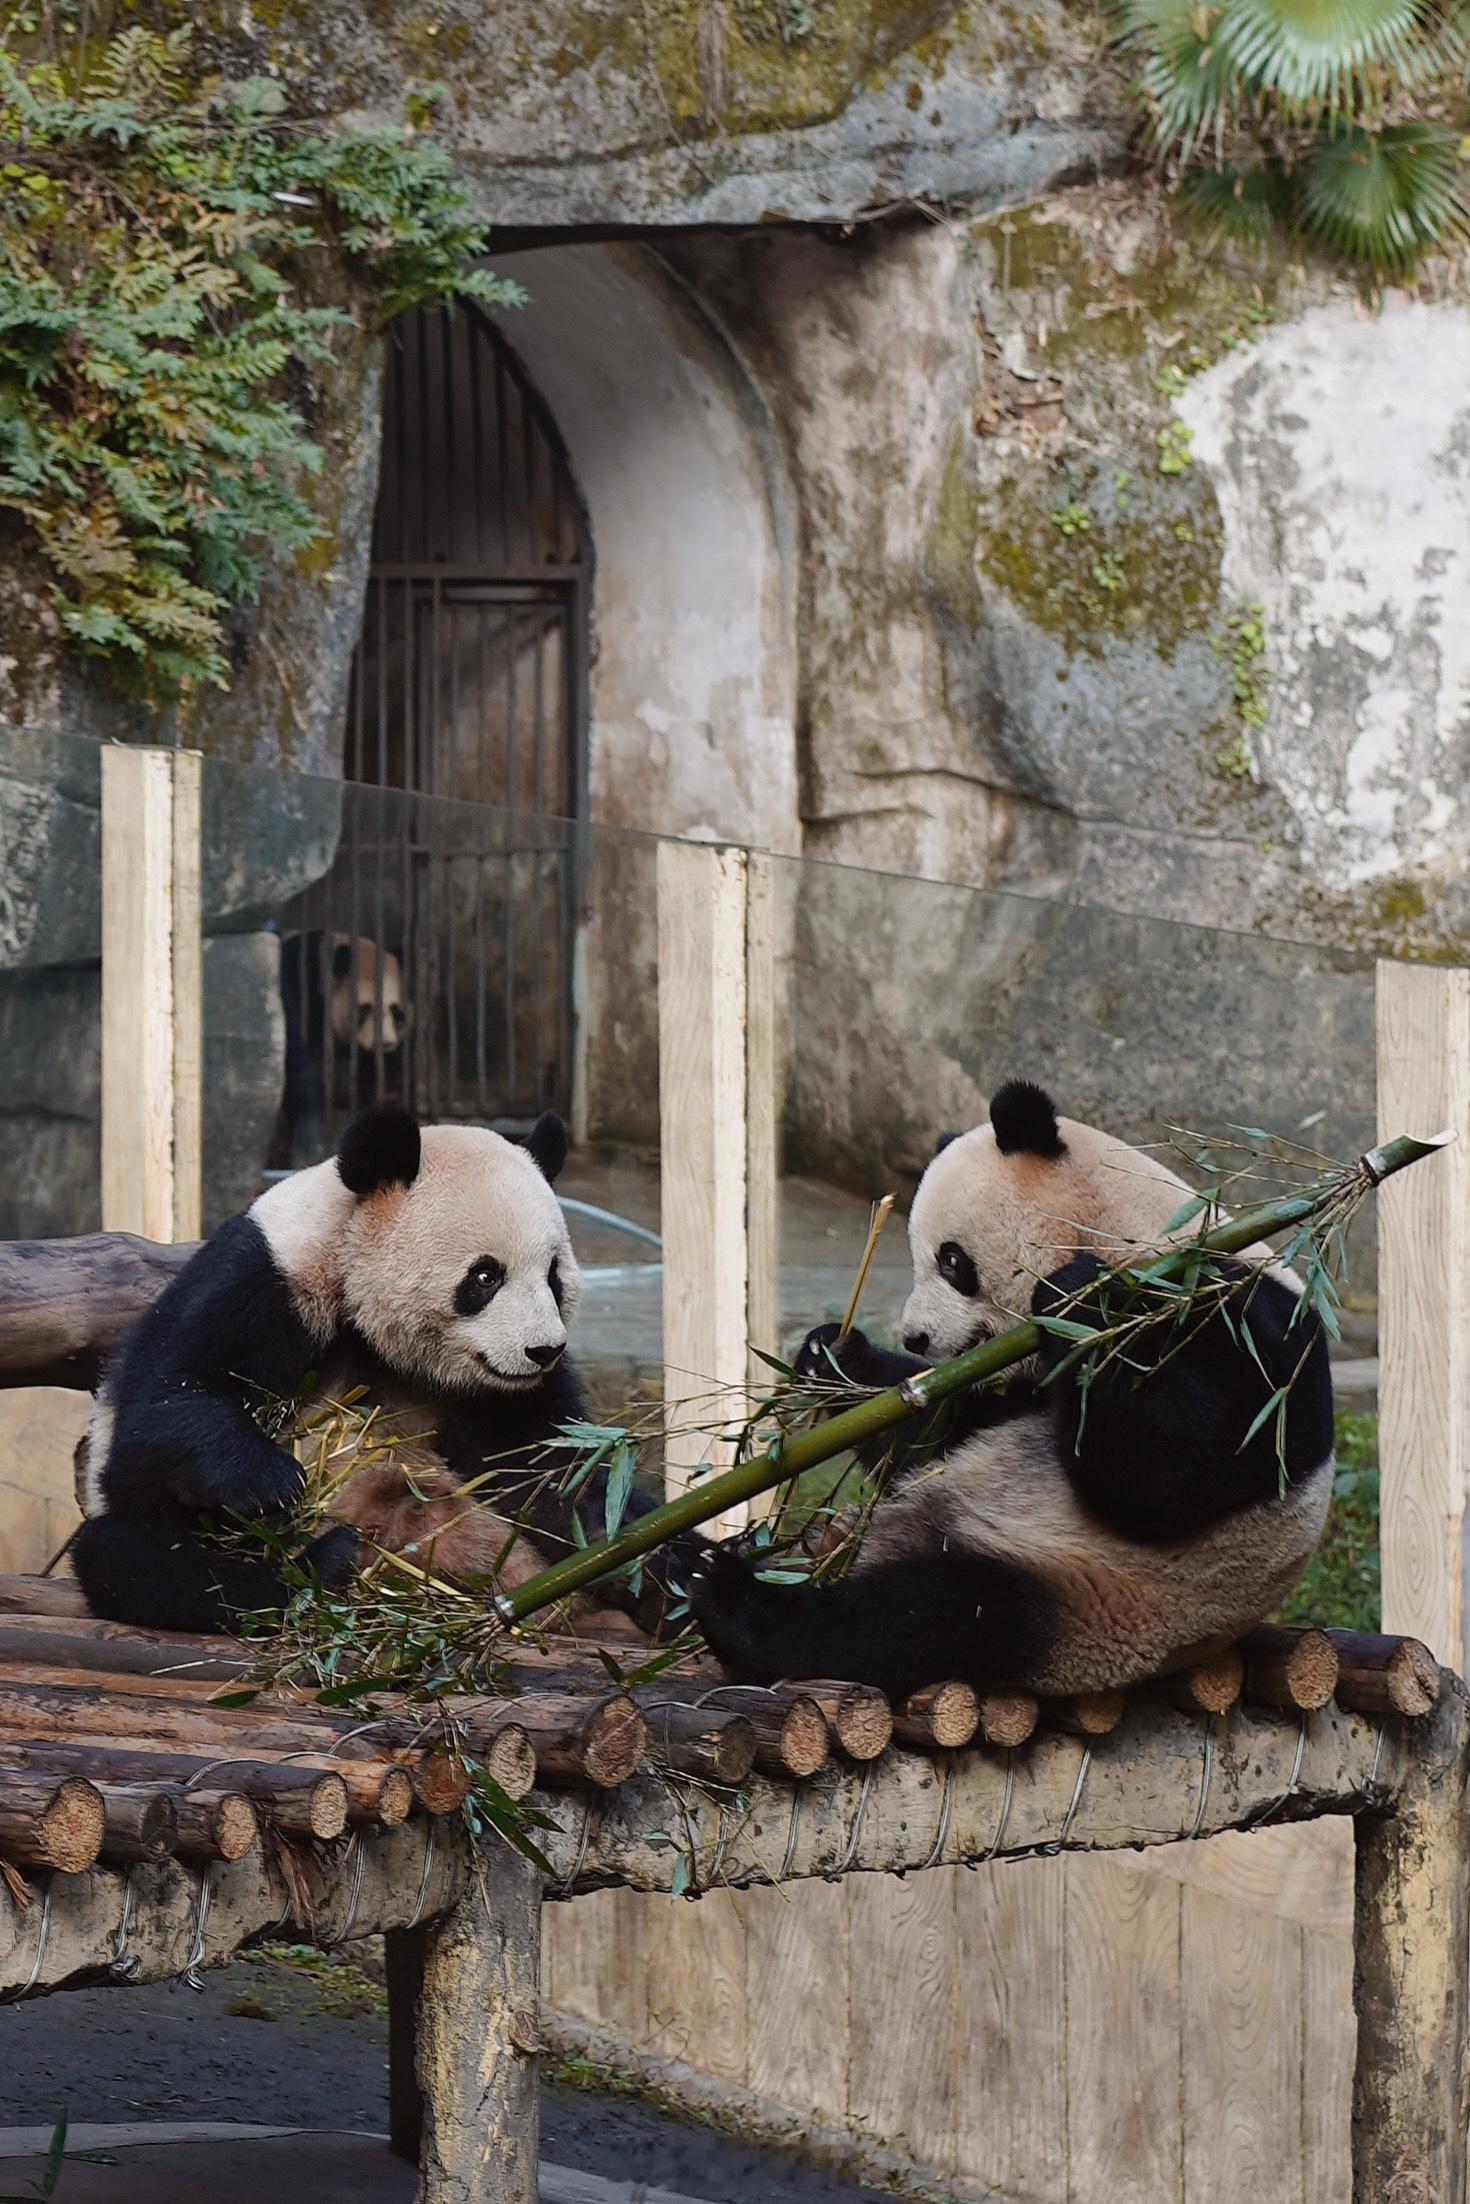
[687,1080,1335,1703]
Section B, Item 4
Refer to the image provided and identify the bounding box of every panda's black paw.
[302,1523,363,1590]
[223,1445,306,1519]
[682,1542,780,1677]
[794,1322,872,1387]
[1032,1255,1111,1369]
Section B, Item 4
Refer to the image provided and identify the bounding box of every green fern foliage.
[0,28,521,700]
[1111,0,1470,270]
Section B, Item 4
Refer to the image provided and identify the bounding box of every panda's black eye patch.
[548,1258,564,1308]
[937,1242,980,1297]
[454,1257,506,1316]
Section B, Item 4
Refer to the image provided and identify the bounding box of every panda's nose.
[903,1329,930,1356]
[525,1341,564,1370]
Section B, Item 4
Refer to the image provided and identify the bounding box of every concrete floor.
[0,1954,892,2204]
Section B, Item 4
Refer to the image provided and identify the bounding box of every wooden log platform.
[0,1575,1455,2202]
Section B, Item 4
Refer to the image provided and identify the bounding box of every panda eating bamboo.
[73,1104,661,1637]
[687,1080,1336,1703]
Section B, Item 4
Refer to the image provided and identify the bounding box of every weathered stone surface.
[0,963,100,1240]
[196,0,1118,230]
[202,933,287,1232]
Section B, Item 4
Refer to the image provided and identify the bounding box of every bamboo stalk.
[498,1131,1453,1626]
[839,1195,894,1338]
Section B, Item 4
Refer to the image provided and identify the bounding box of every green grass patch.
[1273,1410,1380,1633]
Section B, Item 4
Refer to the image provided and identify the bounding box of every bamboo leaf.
[604,1441,635,1540]
[1237,1384,1289,1453]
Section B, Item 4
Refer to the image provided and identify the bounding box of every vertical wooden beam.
[744,849,779,1387]
[656,840,777,1526]
[384,1923,426,2164]
[100,746,202,1242]
[416,1846,543,2204]
[1351,1681,1470,2203]
[1375,960,1470,1668]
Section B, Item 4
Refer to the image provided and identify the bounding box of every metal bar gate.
[271,302,591,1169]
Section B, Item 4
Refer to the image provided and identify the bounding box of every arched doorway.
[280,303,591,1158]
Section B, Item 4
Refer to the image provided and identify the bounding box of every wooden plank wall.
[544,1826,1354,2202]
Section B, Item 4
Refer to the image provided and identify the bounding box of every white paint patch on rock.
[1179,296,1470,892]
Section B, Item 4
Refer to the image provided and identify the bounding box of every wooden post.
[656,840,777,1527]
[385,1924,426,2164]
[415,1845,543,2204]
[100,746,202,1243]
[1375,960,1470,1668]
[1352,1679,1470,2202]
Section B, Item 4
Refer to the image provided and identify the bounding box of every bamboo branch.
[497,1131,1454,1626]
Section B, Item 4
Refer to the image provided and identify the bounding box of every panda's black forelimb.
[71,1513,360,1636]
[1033,1253,1334,1546]
[793,1320,1040,1480]
[685,1540,1057,1701]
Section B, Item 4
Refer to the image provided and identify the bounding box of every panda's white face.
[338,1126,582,1395]
[899,1091,1203,1364]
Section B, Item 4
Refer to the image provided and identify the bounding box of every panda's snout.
[903,1329,930,1357]
[524,1340,564,1370]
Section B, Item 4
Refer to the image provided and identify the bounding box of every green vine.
[1213,599,1273,766]
[0,26,521,702]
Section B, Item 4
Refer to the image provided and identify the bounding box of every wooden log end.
[264,1771,347,1842]
[98,1783,177,1863]
[582,1697,646,1789]
[1242,1624,1339,1712]
[376,1767,415,1829]
[482,1726,536,1802]
[207,1789,261,1860]
[1045,1690,1126,1738]
[777,1696,830,1779]
[40,1777,105,1874]
[1325,1629,1442,1718]
[1169,1647,1246,1717]
[825,1688,893,1762]
[978,1690,1039,1750]
[896,1680,979,1751]
[406,1750,472,1817]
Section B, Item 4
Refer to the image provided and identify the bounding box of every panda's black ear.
[518,1111,569,1185]
[331,940,354,980]
[934,1130,961,1157]
[989,1080,1067,1160]
[337,1104,421,1195]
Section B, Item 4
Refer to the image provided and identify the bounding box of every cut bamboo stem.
[1326,1629,1440,1718]
[839,1194,894,1338]
[1241,1625,1340,1712]
[893,1681,980,1751]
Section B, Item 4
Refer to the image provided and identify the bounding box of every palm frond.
[1298,120,1470,263]
[1219,0,1432,109]
[1177,157,1297,244]
[1113,0,1245,153]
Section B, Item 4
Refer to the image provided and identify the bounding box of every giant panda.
[687,1080,1335,1701]
[73,1103,659,1637]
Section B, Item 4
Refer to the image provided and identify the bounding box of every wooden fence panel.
[954,1856,1068,2202]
